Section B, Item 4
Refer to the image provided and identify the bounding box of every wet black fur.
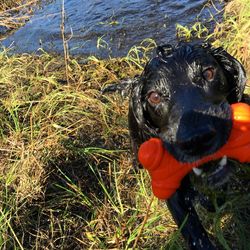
[128,43,247,249]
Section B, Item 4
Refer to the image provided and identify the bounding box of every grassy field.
[0,0,249,249]
[0,41,183,249]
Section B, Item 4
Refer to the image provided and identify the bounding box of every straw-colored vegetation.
[0,0,24,11]
[0,0,39,31]
[0,41,184,249]
[0,0,249,249]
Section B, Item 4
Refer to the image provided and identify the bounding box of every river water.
[1,0,223,58]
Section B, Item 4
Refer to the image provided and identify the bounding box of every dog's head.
[129,43,246,163]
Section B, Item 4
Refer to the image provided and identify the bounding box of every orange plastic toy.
[138,103,250,199]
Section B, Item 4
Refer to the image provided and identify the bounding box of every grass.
[0,0,39,32]
[0,0,249,249]
[0,42,183,249]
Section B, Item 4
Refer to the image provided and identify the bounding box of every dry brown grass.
[0,0,39,31]
[0,51,138,202]
[0,41,181,249]
[0,0,23,11]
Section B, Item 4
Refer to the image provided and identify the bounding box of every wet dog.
[128,43,247,249]
[103,42,247,249]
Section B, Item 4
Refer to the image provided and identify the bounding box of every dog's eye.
[203,67,215,81]
[148,92,161,105]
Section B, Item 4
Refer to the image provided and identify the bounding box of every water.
[1,0,223,58]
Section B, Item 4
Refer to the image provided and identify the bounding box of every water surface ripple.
[1,0,223,57]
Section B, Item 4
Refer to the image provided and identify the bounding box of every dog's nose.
[176,129,217,156]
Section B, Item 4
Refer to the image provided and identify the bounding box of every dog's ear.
[129,75,157,137]
[210,47,246,103]
[129,79,144,128]
[129,76,158,168]
[128,79,145,167]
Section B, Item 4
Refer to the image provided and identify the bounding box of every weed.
[176,22,209,41]
[126,38,157,69]
[97,36,110,51]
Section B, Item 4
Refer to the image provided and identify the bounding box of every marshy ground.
[0,0,249,249]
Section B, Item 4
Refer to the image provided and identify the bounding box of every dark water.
[1,0,223,58]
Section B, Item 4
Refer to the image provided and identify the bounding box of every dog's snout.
[176,128,217,156]
[176,109,218,156]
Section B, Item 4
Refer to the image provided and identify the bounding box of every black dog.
[103,42,247,249]
[128,43,247,249]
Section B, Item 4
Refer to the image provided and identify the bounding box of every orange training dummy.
[138,103,250,199]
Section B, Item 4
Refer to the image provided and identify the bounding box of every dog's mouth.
[161,137,234,187]
[160,118,233,186]
[192,156,234,188]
